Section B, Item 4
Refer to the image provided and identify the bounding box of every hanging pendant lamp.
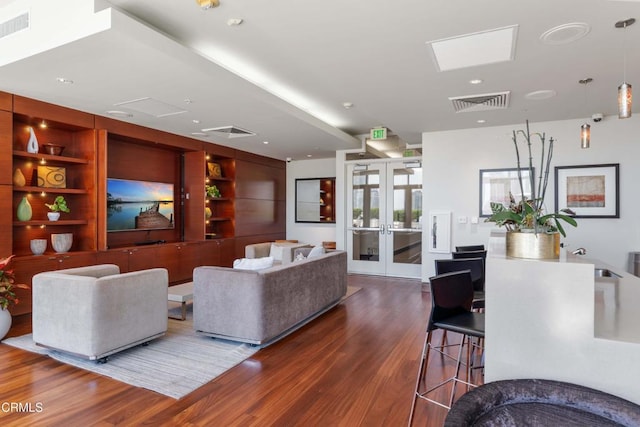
[580,123,591,149]
[616,18,635,119]
[579,78,592,149]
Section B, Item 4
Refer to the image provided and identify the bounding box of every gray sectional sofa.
[193,250,347,345]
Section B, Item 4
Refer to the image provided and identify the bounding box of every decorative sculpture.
[27,127,39,154]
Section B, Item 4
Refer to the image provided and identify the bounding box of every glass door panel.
[386,162,422,277]
[347,163,386,275]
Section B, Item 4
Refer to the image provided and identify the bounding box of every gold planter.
[506,231,560,259]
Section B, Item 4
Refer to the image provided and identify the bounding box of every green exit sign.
[370,127,387,140]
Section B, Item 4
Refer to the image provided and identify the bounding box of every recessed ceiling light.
[56,77,73,84]
[307,154,313,158]
[196,0,220,9]
[469,79,483,85]
[106,110,133,118]
[192,119,201,124]
[263,141,269,144]
[477,119,486,124]
[343,102,354,109]
[540,23,590,45]
[227,18,243,26]
[524,89,557,100]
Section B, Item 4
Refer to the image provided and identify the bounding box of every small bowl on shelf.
[51,233,73,253]
[30,239,47,255]
[42,143,65,156]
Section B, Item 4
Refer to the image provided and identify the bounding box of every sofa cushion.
[307,245,326,258]
[233,256,275,270]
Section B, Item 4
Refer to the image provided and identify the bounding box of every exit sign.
[370,127,387,140]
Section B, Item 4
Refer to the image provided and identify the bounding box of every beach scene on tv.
[107,178,174,231]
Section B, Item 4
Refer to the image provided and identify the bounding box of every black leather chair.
[435,258,485,310]
[452,249,487,260]
[455,244,485,252]
[409,271,485,424]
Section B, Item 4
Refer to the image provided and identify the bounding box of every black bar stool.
[408,270,485,425]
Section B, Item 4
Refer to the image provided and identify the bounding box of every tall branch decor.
[486,121,577,258]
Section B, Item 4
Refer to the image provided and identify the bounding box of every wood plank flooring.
[0,274,478,426]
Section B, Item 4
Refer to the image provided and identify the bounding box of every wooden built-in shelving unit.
[2,92,286,315]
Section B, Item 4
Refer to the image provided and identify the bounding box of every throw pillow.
[294,252,306,261]
[269,243,285,262]
[307,245,325,258]
[233,256,275,270]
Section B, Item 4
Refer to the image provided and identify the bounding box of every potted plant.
[0,255,29,339]
[485,120,577,259]
[205,184,221,198]
[45,195,70,221]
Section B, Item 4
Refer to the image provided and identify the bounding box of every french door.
[346,160,422,278]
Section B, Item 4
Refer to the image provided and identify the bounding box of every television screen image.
[107,178,175,232]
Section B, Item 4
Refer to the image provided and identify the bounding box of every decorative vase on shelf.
[205,207,212,219]
[0,308,11,341]
[13,168,26,187]
[16,196,32,221]
[51,233,73,253]
[27,126,39,154]
[47,212,60,221]
[506,231,560,260]
[30,239,47,255]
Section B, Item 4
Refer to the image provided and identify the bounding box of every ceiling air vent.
[0,12,29,40]
[201,126,256,138]
[449,91,510,113]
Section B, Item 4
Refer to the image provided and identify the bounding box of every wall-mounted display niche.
[295,177,335,223]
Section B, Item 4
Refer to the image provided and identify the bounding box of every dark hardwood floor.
[0,274,477,426]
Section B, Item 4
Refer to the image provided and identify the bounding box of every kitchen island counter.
[485,231,640,405]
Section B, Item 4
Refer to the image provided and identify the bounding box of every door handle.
[379,224,385,235]
[387,224,392,234]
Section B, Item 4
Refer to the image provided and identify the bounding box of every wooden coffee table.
[168,282,193,320]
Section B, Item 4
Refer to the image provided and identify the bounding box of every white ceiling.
[0,0,639,161]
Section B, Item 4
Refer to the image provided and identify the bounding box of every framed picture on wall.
[554,163,619,218]
[479,168,534,217]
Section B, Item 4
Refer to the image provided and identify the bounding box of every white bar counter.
[485,231,640,405]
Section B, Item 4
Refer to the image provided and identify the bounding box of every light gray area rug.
[3,309,258,399]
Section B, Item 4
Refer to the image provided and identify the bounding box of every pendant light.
[580,123,591,149]
[616,18,635,119]
[579,78,592,149]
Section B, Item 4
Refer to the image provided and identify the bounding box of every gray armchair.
[32,264,168,361]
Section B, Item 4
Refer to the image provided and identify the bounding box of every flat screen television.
[107,178,175,232]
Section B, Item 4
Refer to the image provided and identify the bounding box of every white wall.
[286,158,337,245]
[422,115,640,281]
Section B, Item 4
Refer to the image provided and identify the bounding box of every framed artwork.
[479,168,534,217]
[428,210,451,253]
[554,163,619,218]
[207,162,222,178]
[37,166,67,188]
